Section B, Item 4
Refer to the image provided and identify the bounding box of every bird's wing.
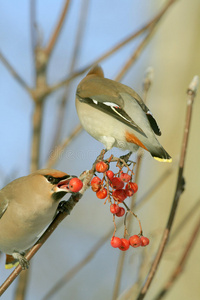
[0,194,8,219]
[77,93,147,137]
[146,110,161,136]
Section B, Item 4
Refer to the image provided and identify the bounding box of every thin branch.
[30,101,44,172]
[169,197,200,244]
[30,0,37,85]
[153,216,200,300]
[115,27,155,82]
[136,75,199,300]
[50,0,90,152]
[45,0,71,57]
[14,270,30,300]
[142,67,154,102]
[0,51,31,93]
[46,123,83,169]
[48,0,177,93]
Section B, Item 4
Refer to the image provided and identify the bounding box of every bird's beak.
[54,175,76,193]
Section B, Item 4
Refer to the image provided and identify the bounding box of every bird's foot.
[119,151,132,164]
[57,200,71,215]
[12,252,29,270]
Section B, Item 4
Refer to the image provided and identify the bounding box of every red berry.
[125,182,138,193]
[68,178,83,193]
[120,172,131,182]
[91,183,101,192]
[91,176,101,185]
[112,189,127,202]
[110,204,120,214]
[95,161,108,173]
[91,176,101,192]
[110,177,124,189]
[119,238,130,251]
[96,188,107,199]
[116,207,125,217]
[110,236,122,248]
[140,236,150,247]
[126,182,138,193]
[129,235,141,248]
[106,170,114,180]
[125,188,134,197]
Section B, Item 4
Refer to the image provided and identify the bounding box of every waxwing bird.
[0,169,74,269]
[76,65,172,162]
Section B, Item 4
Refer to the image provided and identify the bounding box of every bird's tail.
[150,146,172,162]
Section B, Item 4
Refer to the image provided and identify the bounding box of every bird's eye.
[47,176,54,183]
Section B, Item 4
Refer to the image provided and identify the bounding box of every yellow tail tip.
[154,157,172,163]
[5,261,19,269]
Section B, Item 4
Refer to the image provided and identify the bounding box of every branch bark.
[153,216,200,300]
[44,0,71,57]
[48,0,177,93]
[136,76,199,300]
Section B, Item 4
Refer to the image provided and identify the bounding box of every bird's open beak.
[55,175,75,193]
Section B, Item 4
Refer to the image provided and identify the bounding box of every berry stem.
[112,215,117,237]
[123,202,143,235]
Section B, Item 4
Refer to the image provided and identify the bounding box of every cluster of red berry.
[91,161,138,205]
[111,234,149,251]
[90,158,150,251]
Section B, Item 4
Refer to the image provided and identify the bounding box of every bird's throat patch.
[125,131,148,151]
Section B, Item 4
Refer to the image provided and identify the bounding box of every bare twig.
[30,101,44,171]
[45,0,71,57]
[136,76,199,300]
[142,67,154,103]
[48,0,177,93]
[115,27,156,82]
[30,0,37,84]
[169,197,200,244]
[153,217,200,300]
[0,51,31,93]
[14,270,30,300]
[50,0,90,152]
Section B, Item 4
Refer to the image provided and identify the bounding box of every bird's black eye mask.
[44,174,71,185]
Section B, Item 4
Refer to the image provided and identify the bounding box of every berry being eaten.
[68,178,83,193]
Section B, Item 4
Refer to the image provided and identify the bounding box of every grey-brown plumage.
[0,169,73,269]
[76,65,171,162]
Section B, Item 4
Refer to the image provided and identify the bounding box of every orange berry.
[112,189,127,202]
[120,172,131,182]
[110,204,120,214]
[68,178,83,193]
[119,238,130,251]
[96,188,107,199]
[116,207,125,217]
[129,235,141,248]
[95,161,108,173]
[110,177,124,189]
[140,236,150,246]
[110,236,122,248]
